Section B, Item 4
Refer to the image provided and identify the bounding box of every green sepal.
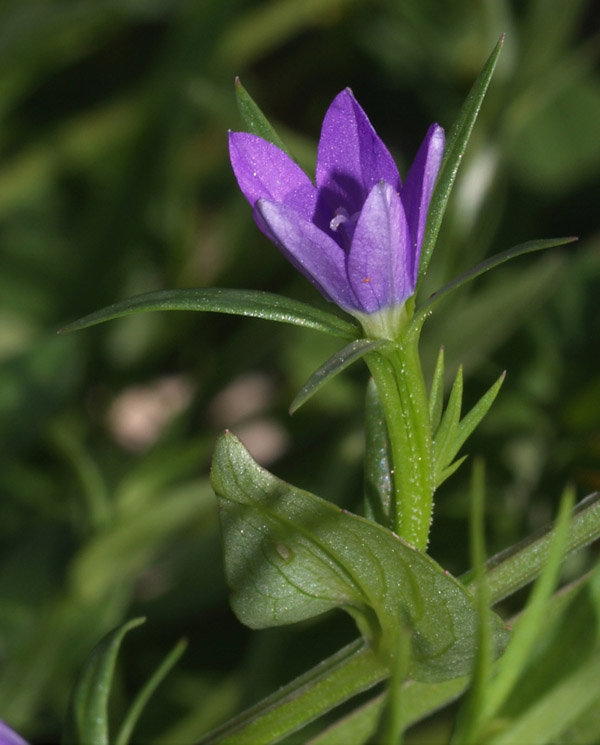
[211,432,510,683]
[235,77,291,153]
[417,236,577,322]
[428,346,445,433]
[364,379,393,527]
[290,338,384,414]
[433,365,463,486]
[62,617,145,745]
[58,288,360,340]
[417,35,505,286]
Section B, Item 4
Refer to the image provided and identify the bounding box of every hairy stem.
[366,322,434,549]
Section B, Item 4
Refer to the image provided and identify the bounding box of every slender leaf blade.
[114,638,188,745]
[428,346,445,432]
[437,455,468,488]
[464,491,600,604]
[488,650,600,745]
[451,461,493,745]
[290,338,385,414]
[438,372,506,488]
[417,35,505,285]
[433,365,463,485]
[417,237,577,319]
[62,618,145,745]
[479,488,574,724]
[235,77,290,153]
[58,288,360,340]
[306,675,469,745]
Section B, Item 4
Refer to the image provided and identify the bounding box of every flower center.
[329,207,360,247]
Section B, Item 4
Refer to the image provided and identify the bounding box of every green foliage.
[417,34,504,286]
[1,0,600,742]
[211,432,510,681]
[59,288,359,340]
[433,368,505,487]
[289,339,384,413]
[63,618,187,745]
[234,78,291,154]
[63,618,145,745]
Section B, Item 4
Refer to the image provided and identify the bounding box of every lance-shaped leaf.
[428,346,445,432]
[58,288,360,340]
[62,618,145,745]
[435,371,506,489]
[114,639,187,745]
[290,338,385,414]
[417,35,504,285]
[416,237,577,322]
[211,432,510,683]
[433,365,463,485]
[364,379,393,527]
[235,77,290,153]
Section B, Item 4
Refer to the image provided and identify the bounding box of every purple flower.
[0,721,29,745]
[229,88,445,339]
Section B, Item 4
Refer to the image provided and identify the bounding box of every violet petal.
[229,132,317,222]
[255,199,360,310]
[0,722,29,745]
[347,181,412,313]
[400,123,445,284]
[316,89,401,218]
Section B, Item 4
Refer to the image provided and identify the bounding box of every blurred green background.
[1,0,599,742]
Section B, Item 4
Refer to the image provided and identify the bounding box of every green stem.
[197,640,387,745]
[366,322,434,549]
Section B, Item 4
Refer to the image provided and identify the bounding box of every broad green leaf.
[417,237,577,321]
[364,379,393,527]
[211,432,510,683]
[290,338,384,414]
[62,617,145,745]
[58,288,359,340]
[428,346,445,433]
[235,78,290,153]
[433,365,463,485]
[417,36,504,285]
[114,638,187,745]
